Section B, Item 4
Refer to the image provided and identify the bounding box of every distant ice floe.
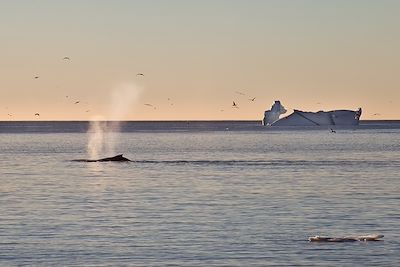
[309,234,383,242]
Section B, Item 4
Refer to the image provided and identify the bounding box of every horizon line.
[0,119,399,123]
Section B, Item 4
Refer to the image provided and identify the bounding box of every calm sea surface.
[0,121,399,266]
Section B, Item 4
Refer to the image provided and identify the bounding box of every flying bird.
[232,101,239,108]
[330,128,336,133]
[7,113,12,117]
[373,113,381,116]
[74,101,80,104]
[35,113,40,116]
[63,57,70,60]
[248,97,256,102]
[85,110,90,113]
[34,76,39,79]
[144,103,156,109]
[136,73,144,76]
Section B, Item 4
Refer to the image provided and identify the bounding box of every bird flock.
[4,56,153,119]
[5,56,262,120]
[230,91,257,109]
[2,56,391,120]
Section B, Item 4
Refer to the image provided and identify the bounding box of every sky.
[0,0,399,120]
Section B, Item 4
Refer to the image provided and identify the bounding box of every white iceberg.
[263,101,362,126]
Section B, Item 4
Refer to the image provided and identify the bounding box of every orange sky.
[1,1,399,120]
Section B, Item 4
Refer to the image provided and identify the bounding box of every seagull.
[232,101,239,108]
[330,128,336,133]
[144,103,156,109]
[248,97,256,102]
[136,73,144,76]
[74,101,80,104]
[35,113,40,116]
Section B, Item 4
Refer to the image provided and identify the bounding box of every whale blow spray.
[87,83,142,159]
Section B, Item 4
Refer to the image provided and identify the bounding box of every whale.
[72,154,131,162]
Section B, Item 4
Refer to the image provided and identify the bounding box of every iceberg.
[263,101,362,126]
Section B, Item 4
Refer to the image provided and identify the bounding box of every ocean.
[0,121,399,266]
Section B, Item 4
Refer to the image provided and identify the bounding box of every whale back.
[98,154,130,162]
[72,154,131,162]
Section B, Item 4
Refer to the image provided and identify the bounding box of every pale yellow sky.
[1,0,399,120]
